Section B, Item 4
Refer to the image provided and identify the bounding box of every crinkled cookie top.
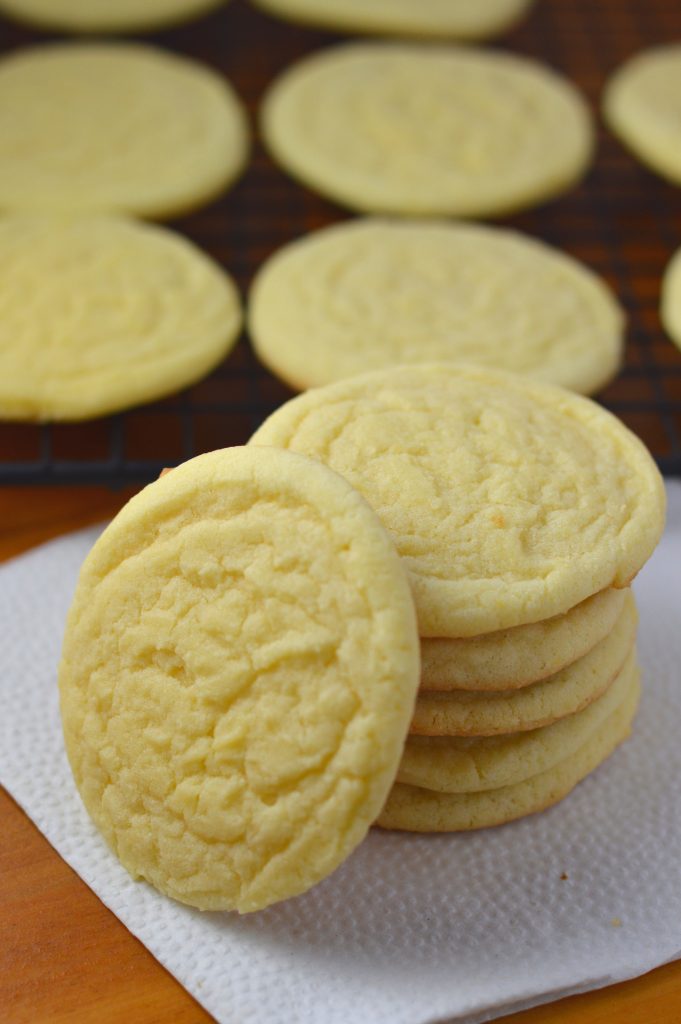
[251,365,665,637]
[59,446,420,912]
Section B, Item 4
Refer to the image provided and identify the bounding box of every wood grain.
[1,487,681,1023]
[0,786,211,1024]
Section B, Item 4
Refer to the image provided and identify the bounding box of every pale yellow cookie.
[261,43,593,217]
[0,215,242,421]
[59,447,420,912]
[401,647,636,792]
[412,592,636,737]
[421,588,627,692]
[661,246,681,353]
[249,219,624,396]
[377,660,640,831]
[603,44,681,186]
[250,364,665,638]
[0,0,227,31]
[0,44,249,218]
[252,0,534,40]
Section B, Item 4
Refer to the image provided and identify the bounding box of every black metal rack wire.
[0,0,680,484]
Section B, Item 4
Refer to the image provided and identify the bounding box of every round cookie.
[377,660,640,832]
[261,43,594,217]
[421,588,627,692]
[0,0,227,31]
[603,44,681,186]
[249,219,624,396]
[252,0,534,41]
[0,215,242,421]
[661,246,681,353]
[250,364,666,638]
[412,591,637,737]
[59,446,420,913]
[400,647,636,793]
[0,43,249,218]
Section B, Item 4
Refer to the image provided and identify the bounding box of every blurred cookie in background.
[0,43,249,218]
[252,0,535,40]
[249,219,623,394]
[0,0,229,32]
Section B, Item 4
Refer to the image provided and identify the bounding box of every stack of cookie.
[250,363,666,833]
[59,362,665,912]
[385,589,639,830]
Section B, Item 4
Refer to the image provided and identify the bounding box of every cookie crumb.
[560,872,569,880]
[611,917,622,928]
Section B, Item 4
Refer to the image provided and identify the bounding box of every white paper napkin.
[2,484,681,1024]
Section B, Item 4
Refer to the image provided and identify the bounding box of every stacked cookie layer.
[380,589,640,830]
[251,363,665,832]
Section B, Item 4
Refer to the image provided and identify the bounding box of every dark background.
[1,0,681,483]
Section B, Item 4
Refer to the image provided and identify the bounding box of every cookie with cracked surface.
[261,43,593,217]
[252,0,534,40]
[250,364,665,637]
[401,646,636,793]
[249,219,624,395]
[0,43,248,218]
[421,587,627,692]
[411,591,636,737]
[603,44,681,186]
[0,0,228,31]
[0,215,242,421]
[59,446,420,912]
[378,658,640,831]
[662,246,681,353]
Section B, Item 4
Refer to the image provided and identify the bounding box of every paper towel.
[1,484,681,1024]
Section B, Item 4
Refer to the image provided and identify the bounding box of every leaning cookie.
[0,215,242,421]
[59,446,420,912]
[251,0,535,41]
[262,43,593,217]
[249,219,624,395]
[378,660,640,831]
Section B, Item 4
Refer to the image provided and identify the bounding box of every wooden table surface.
[1,485,680,1024]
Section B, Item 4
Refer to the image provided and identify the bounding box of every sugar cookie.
[0,43,249,218]
[661,246,681,353]
[0,0,227,32]
[262,43,593,217]
[421,588,627,692]
[249,219,624,395]
[604,44,681,186]
[250,364,665,637]
[0,215,242,421]
[59,447,420,912]
[377,659,640,831]
[400,647,635,793]
[252,0,534,41]
[412,592,636,737]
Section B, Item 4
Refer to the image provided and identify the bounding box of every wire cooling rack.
[1,0,681,484]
